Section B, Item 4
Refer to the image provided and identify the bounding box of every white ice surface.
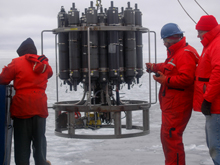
[6,58,213,165]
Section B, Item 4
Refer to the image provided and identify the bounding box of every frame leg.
[114,112,121,135]
[126,111,132,130]
[68,112,75,136]
[143,108,149,131]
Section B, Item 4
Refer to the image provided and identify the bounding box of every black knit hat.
[16,38,37,56]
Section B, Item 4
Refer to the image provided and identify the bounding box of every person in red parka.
[0,38,53,165]
[193,15,220,165]
[146,23,199,165]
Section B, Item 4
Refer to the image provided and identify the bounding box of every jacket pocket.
[164,63,177,76]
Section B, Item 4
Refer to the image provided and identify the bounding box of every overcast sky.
[0,0,219,61]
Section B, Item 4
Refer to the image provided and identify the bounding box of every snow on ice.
[3,58,213,165]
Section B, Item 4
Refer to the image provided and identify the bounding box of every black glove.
[201,99,211,116]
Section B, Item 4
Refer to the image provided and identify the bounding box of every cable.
[177,0,209,24]
[177,0,197,24]
[194,0,209,15]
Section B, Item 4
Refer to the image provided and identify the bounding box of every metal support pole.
[41,30,61,132]
[143,108,149,131]
[68,112,75,136]
[126,111,132,129]
[54,34,61,132]
[114,112,121,135]
[150,31,158,105]
[55,34,59,103]
[147,29,152,109]
[41,30,53,55]
[87,27,91,110]
[41,30,58,102]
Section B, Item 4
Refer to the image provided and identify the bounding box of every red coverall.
[152,37,199,165]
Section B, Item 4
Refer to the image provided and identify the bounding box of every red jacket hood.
[167,37,187,57]
[166,37,199,64]
[201,25,220,47]
[25,54,50,75]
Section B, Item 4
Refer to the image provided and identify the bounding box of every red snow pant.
[160,107,192,165]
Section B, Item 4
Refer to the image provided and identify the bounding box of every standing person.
[146,23,199,165]
[193,15,220,165]
[0,38,53,165]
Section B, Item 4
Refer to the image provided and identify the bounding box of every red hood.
[167,37,186,57]
[25,54,49,74]
[201,25,220,47]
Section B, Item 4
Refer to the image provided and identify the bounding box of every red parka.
[0,54,53,119]
[152,37,199,112]
[193,25,220,114]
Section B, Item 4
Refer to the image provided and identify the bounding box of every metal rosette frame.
[53,100,150,139]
